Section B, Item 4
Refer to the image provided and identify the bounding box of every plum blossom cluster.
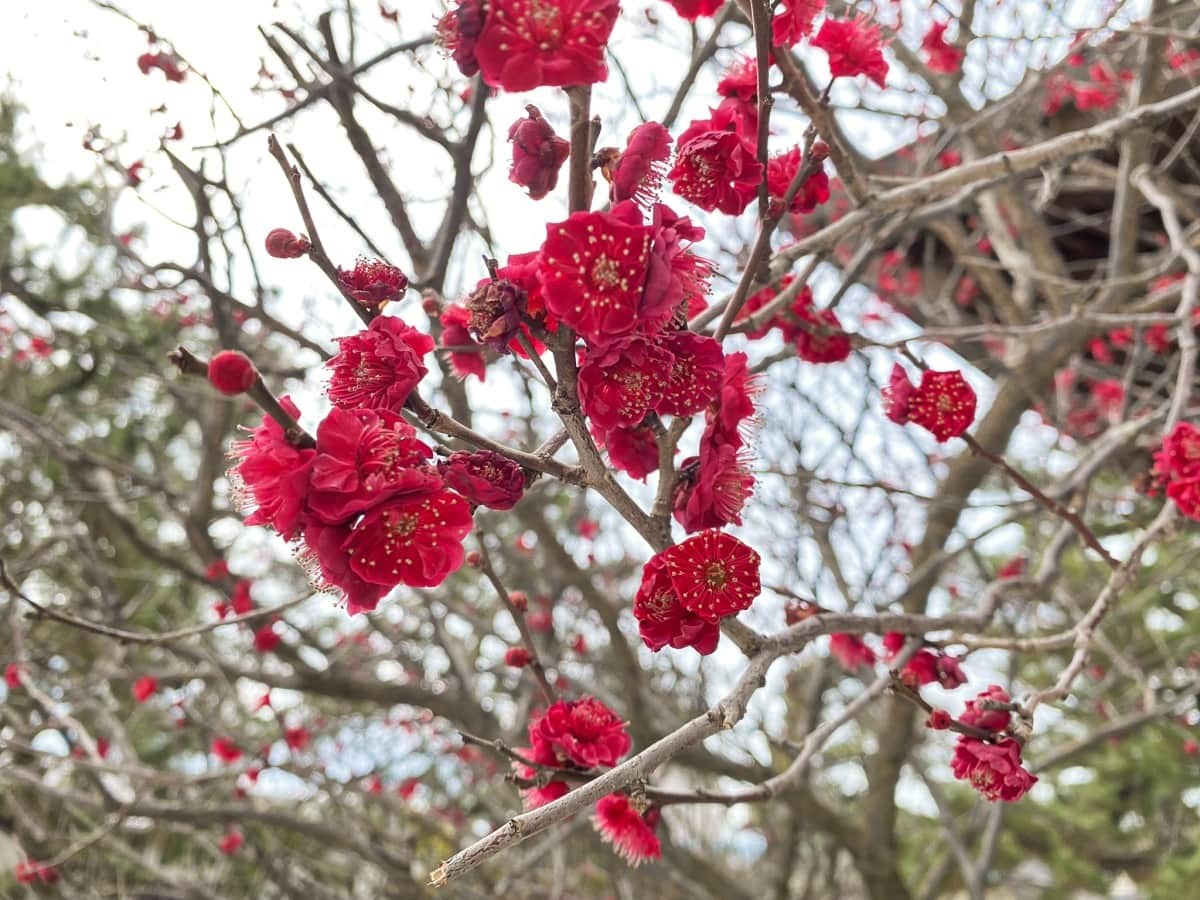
[512,697,663,866]
[1153,422,1200,520]
[948,686,1038,802]
[227,310,533,612]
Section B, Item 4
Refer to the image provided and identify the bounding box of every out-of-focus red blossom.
[508,105,570,200]
[204,559,229,581]
[538,207,652,344]
[326,316,434,412]
[514,743,570,809]
[231,579,254,615]
[881,631,906,659]
[125,160,146,186]
[284,726,311,751]
[611,122,672,208]
[578,335,674,431]
[670,110,763,215]
[926,709,953,730]
[666,0,724,20]
[996,555,1027,580]
[767,147,831,215]
[230,397,314,541]
[672,441,755,532]
[253,623,281,653]
[211,737,243,764]
[577,519,599,540]
[474,0,619,92]
[307,406,438,524]
[132,675,158,703]
[634,554,721,654]
[883,365,977,442]
[772,0,824,47]
[812,15,890,88]
[657,529,761,622]
[439,304,487,381]
[206,350,258,396]
[951,736,1037,802]
[436,0,486,77]
[531,697,631,769]
[922,21,965,73]
[218,830,244,855]
[1185,739,1200,756]
[505,646,533,668]
[137,50,186,81]
[439,450,525,510]
[4,662,23,689]
[1154,422,1200,520]
[15,861,59,885]
[961,685,1013,733]
[829,633,876,671]
[343,488,474,588]
[1091,379,1125,421]
[338,258,409,307]
[593,794,662,866]
[789,292,851,363]
[264,227,310,258]
[597,422,661,480]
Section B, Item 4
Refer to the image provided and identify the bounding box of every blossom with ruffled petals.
[598,423,661,480]
[772,0,824,48]
[475,0,619,92]
[438,450,525,510]
[338,258,409,307]
[230,397,314,541]
[951,736,1037,802]
[767,146,830,215]
[670,112,763,215]
[307,407,438,524]
[960,685,1013,733]
[326,316,434,412]
[578,335,674,431]
[812,15,889,88]
[531,697,631,768]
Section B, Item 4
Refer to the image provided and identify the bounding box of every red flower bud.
[505,646,532,668]
[509,590,528,613]
[206,350,258,396]
[264,227,311,259]
[925,708,952,730]
[465,550,482,568]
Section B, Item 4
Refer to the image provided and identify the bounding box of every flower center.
[704,561,728,589]
[591,256,621,289]
[389,512,419,537]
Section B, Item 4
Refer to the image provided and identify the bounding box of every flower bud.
[207,350,258,396]
[265,228,311,259]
